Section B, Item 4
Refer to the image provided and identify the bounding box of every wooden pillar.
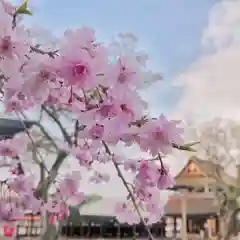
[204,183,209,192]
[181,196,187,240]
[79,223,83,237]
[163,218,166,237]
[173,216,177,236]
[207,218,212,238]
[87,221,91,238]
[100,224,102,238]
[117,223,120,239]
[216,215,219,235]
[132,224,136,239]
[188,218,192,233]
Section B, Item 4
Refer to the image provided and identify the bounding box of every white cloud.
[173,0,240,122]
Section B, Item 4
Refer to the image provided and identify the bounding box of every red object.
[49,215,55,224]
[2,225,15,237]
[10,169,16,175]
[140,160,147,166]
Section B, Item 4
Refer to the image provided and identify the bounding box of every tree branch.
[30,45,59,59]
[102,140,154,240]
[41,105,72,146]
[35,151,67,198]
[15,112,51,173]
[35,122,58,150]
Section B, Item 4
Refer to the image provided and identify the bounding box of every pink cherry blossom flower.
[21,193,42,213]
[107,56,140,90]
[8,174,34,194]
[107,89,146,123]
[56,172,84,206]
[57,48,102,90]
[157,164,175,190]
[0,139,20,157]
[66,192,84,206]
[0,25,30,60]
[0,3,12,36]
[44,198,67,216]
[0,1,185,233]
[58,171,81,197]
[88,123,105,140]
[63,27,96,50]
[4,96,33,113]
[0,202,22,222]
[89,171,110,184]
[123,159,140,173]
[115,202,140,224]
[95,101,118,119]
[59,143,93,168]
[138,114,183,155]
[74,148,92,167]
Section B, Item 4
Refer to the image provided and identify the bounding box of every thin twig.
[19,110,58,152]
[102,140,154,240]
[73,120,79,146]
[35,122,58,150]
[172,142,196,152]
[15,111,50,174]
[41,105,72,146]
[30,45,59,59]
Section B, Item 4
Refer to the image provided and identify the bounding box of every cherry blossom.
[89,171,110,184]
[0,1,190,239]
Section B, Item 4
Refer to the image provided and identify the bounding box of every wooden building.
[0,181,41,237]
[0,156,236,238]
[164,156,236,239]
[62,157,236,239]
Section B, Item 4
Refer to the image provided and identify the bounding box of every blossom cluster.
[0,0,183,229]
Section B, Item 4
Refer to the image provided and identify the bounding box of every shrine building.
[165,156,236,239]
[60,156,236,239]
[0,156,236,239]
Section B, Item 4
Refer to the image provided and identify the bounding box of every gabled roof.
[175,156,236,186]
[0,118,36,139]
[175,157,207,179]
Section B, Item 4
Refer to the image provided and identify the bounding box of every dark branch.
[41,105,72,146]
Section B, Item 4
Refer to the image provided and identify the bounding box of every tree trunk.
[35,151,67,240]
[41,212,59,240]
[39,164,59,240]
[223,208,240,240]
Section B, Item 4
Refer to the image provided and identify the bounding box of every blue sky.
[25,0,217,115]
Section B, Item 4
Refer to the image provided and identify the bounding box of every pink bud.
[140,160,147,167]
[65,208,70,216]
[57,214,63,220]
[49,215,55,224]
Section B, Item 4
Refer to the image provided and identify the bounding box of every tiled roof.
[175,156,236,186]
[0,118,36,138]
[80,198,124,217]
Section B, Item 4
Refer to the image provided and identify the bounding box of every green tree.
[193,118,240,240]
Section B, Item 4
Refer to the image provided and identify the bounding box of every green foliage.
[183,141,200,147]
[172,141,200,152]
[15,0,32,16]
[227,199,238,210]
[210,182,240,213]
